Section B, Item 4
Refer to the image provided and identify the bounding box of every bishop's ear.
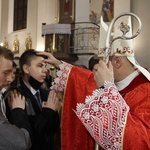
[112,56,122,69]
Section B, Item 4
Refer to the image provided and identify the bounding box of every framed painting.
[89,0,114,24]
[59,0,75,23]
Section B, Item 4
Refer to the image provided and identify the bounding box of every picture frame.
[89,0,114,24]
[59,0,75,23]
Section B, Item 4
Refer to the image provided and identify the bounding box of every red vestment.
[52,62,150,150]
[120,73,150,149]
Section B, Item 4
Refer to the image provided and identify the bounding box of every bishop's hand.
[36,51,61,68]
[94,60,114,88]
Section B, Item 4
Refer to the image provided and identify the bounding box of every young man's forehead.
[30,57,46,64]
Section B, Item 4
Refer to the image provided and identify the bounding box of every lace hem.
[51,61,73,92]
[74,81,129,150]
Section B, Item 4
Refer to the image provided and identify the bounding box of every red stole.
[61,66,97,150]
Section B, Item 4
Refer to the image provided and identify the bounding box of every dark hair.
[19,49,46,75]
[13,61,17,68]
[89,59,99,71]
[0,46,14,61]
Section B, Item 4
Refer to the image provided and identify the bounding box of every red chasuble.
[52,62,150,150]
[74,73,150,149]
[62,66,97,150]
[52,62,96,150]
[119,73,150,149]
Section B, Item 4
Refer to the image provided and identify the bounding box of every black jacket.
[5,78,60,150]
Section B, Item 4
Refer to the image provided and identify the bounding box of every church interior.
[0,0,150,70]
[0,1,150,150]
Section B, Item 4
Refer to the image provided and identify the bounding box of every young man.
[0,46,32,150]
[6,49,60,150]
[37,17,150,150]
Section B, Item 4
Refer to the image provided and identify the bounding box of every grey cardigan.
[0,108,32,150]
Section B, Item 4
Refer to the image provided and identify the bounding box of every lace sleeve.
[74,81,129,150]
[50,61,73,92]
